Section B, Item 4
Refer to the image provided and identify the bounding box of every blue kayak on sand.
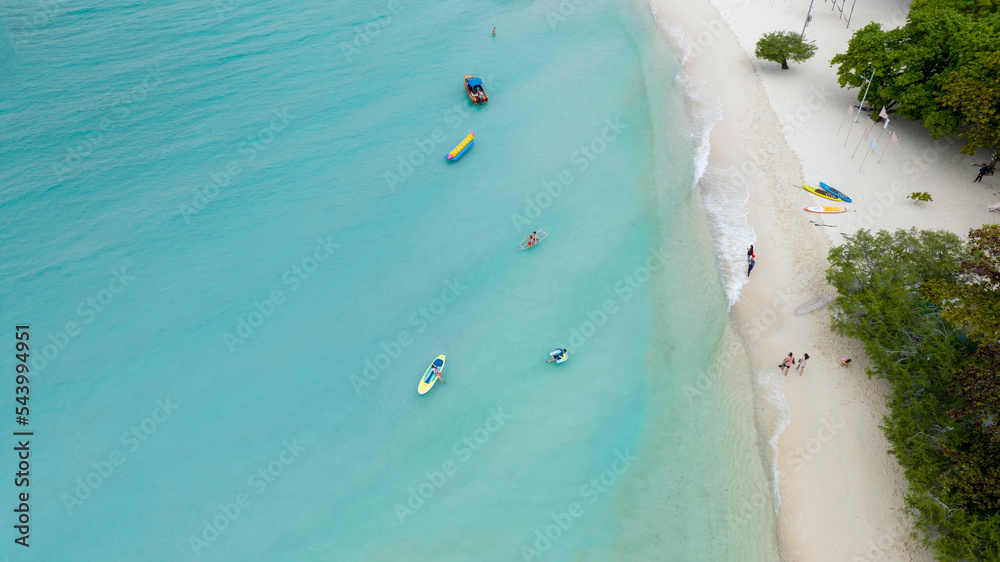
[819,182,852,203]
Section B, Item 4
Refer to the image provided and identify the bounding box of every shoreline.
[649,0,998,558]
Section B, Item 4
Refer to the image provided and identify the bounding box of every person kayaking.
[430,365,445,384]
[547,348,567,363]
[527,231,538,246]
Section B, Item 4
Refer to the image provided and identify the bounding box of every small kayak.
[519,228,549,250]
[803,184,841,201]
[819,182,852,203]
[417,355,446,395]
[804,206,847,214]
[447,132,474,161]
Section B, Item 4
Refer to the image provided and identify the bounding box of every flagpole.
[844,68,875,147]
[877,140,891,163]
[859,140,873,171]
[879,132,898,164]
[837,107,853,134]
[851,126,870,158]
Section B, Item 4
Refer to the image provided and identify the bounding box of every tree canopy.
[754,31,817,70]
[830,0,1000,156]
[827,227,1000,560]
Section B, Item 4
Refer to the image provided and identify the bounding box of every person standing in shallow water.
[780,352,794,376]
[747,257,755,277]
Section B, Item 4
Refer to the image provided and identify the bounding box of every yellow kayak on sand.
[418,355,446,395]
[802,184,842,201]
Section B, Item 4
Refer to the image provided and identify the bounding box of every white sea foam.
[756,368,791,513]
[699,167,756,307]
[649,2,751,306]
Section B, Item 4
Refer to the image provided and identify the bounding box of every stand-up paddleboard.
[804,206,847,214]
[802,184,842,201]
[819,182,852,203]
[519,228,549,250]
[447,132,474,161]
[418,355,446,395]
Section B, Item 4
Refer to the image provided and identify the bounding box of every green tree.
[923,225,1000,341]
[754,31,817,69]
[831,1,1000,159]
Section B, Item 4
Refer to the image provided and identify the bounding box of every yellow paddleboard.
[803,184,841,201]
[417,355,446,395]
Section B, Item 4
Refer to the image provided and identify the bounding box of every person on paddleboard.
[547,348,567,363]
[430,365,445,384]
[527,231,538,247]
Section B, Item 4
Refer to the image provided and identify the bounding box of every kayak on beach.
[804,206,847,214]
[818,182,852,203]
[802,184,842,201]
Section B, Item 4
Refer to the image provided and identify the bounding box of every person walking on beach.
[747,245,755,260]
[779,352,795,376]
[974,164,989,182]
[747,257,755,277]
[796,353,809,375]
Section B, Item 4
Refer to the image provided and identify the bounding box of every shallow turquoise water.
[1,0,777,559]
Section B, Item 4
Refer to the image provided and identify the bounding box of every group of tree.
[827,225,1000,560]
[830,0,1000,162]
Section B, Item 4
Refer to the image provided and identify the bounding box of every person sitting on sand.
[779,352,795,376]
[840,358,852,367]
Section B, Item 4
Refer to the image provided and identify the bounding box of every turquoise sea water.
[1,0,778,559]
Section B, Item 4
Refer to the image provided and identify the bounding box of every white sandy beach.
[652,0,1000,559]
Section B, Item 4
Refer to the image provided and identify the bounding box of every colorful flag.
[848,106,854,116]
[890,132,899,145]
[879,107,889,119]
[870,139,878,151]
[863,126,871,139]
